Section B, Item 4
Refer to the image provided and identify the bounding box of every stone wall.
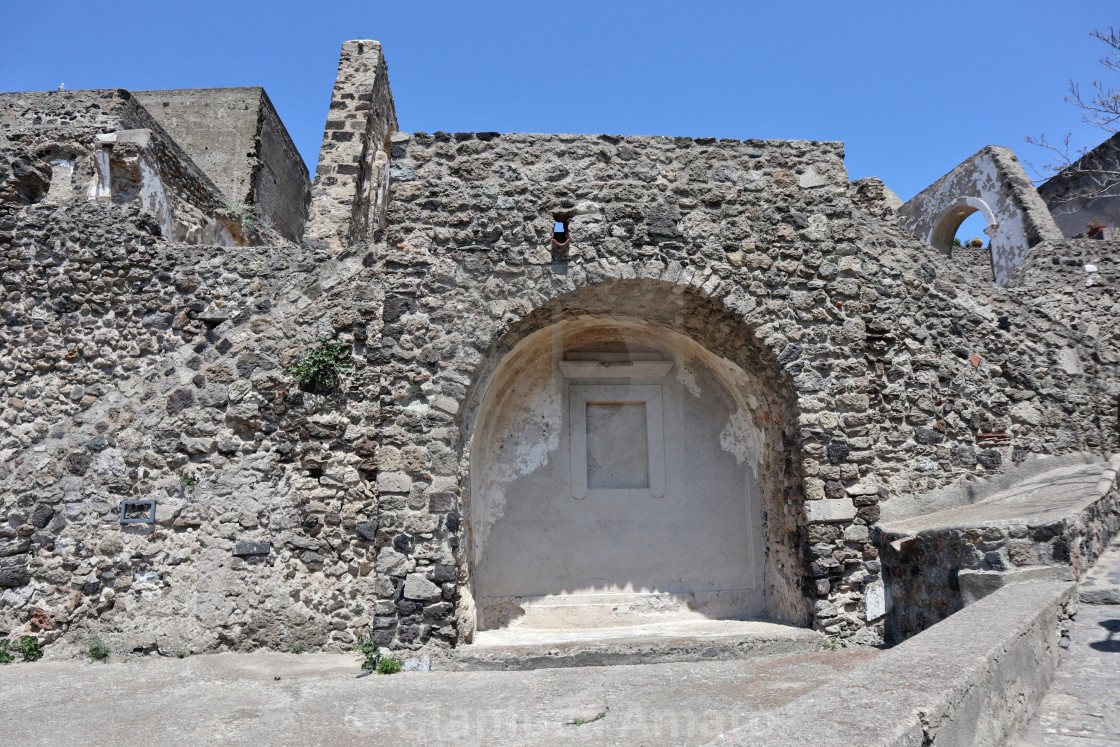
[898,146,1064,284]
[374,129,1117,645]
[0,89,235,245]
[0,40,1118,657]
[0,197,385,654]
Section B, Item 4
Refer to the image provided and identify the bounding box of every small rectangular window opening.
[553,219,569,245]
[120,499,156,524]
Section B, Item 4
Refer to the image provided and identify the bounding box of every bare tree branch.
[1025,26,1120,208]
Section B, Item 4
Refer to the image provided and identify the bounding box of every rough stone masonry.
[0,40,1116,658]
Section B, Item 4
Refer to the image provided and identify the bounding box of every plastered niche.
[465,316,779,632]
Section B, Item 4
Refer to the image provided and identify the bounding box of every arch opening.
[929,196,998,280]
[456,281,805,638]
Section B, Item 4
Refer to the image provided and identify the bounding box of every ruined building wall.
[1037,132,1120,238]
[0,41,1117,658]
[133,88,312,242]
[375,130,1116,645]
[0,197,383,654]
[305,40,398,253]
[0,89,235,245]
[898,146,1064,284]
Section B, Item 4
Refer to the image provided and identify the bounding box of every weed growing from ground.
[88,637,110,661]
[16,635,42,661]
[354,632,402,675]
[0,639,12,664]
[290,643,305,655]
[354,632,380,671]
[376,656,402,675]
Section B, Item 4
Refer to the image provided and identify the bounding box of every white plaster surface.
[469,319,767,630]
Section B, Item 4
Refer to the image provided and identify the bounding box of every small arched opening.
[929,196,998,281]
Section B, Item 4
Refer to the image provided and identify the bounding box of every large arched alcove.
[455,280,805,637]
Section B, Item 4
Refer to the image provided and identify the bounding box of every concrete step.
[1080,586,1120,604]
[451,619,824,671]
[1078,536,1120,605]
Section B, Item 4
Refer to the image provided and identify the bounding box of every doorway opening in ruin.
[459,282,805,640]
[929,196,997,281]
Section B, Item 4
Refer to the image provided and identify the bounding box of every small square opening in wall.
[551,210,573,262]
[119,499,156,524]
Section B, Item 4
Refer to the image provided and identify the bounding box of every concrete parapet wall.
[134,88,311,242]
[708,581,1076,746]
[899,146,1063,284]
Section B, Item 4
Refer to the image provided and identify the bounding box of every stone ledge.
[452,620,824,671]
[707,581,1075,746]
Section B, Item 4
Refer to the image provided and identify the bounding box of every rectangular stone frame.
[568,384,666,500]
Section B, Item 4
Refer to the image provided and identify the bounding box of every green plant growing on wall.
[290,643,305,654]
[285,339,353,391]
[220,197,282,244]
[88,637,110,661]
[0,639,13,664]
[179,471,198,490]
[16,635,42,661]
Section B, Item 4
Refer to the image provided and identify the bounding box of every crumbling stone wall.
[0,196,384,654]
[305,40,398,253]
[0,89,236,245]
[0,40,1117,657]
[1007,238,1120,373]
[374,129,1116,645]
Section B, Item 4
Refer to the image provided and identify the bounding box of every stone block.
[232,541,270,557]
[865,580,889,620]
[846,480,881,497]
[377,471,412,494]
[804,498,856,523]
[403,574,442,602]
[1080,587,1120,605]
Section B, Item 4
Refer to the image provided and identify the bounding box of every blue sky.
[1,0,1115,224]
